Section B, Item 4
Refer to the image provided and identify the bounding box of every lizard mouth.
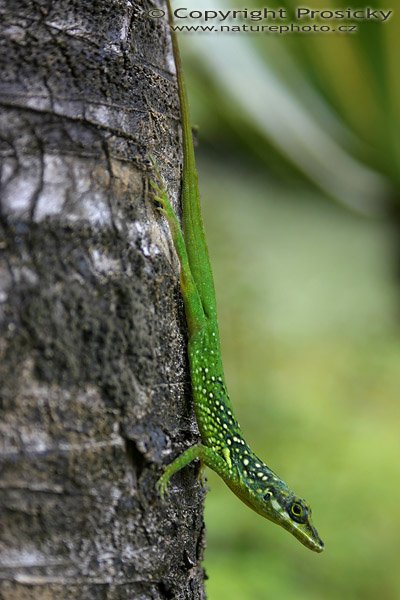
[306,535,324,553]
[292,523,324,553]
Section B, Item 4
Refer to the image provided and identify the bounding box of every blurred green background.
[173,0,400,597]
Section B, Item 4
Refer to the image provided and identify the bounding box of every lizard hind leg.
[149,160,206,335]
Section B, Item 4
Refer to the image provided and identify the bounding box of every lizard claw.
[149,159,170,213]
[156,472,170,499]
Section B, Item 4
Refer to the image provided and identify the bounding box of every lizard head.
[251,484,324,552]
[230,455,324,552]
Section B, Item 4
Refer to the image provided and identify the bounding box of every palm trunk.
[0,1,206,597]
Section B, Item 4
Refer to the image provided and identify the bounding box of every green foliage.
[182,0,400,210]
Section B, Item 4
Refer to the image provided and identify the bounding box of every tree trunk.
[0,1,206,598]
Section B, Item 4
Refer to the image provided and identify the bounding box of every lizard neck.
[188,322,284,490]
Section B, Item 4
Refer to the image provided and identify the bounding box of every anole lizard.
[151,0,324,553]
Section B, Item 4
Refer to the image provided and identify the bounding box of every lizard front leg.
[157,443,234,498]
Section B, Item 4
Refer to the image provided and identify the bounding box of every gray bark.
[0,1,206,598]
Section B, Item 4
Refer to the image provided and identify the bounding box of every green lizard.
[151,0,324,553]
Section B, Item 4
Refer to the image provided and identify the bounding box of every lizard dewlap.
[152,0,324,553]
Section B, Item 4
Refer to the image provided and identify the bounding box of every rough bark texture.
[0,1,206,598]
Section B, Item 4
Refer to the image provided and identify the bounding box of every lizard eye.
[263,490,273,501]
[289,501,307,523]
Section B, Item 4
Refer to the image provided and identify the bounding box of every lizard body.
[151,0,324,553]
